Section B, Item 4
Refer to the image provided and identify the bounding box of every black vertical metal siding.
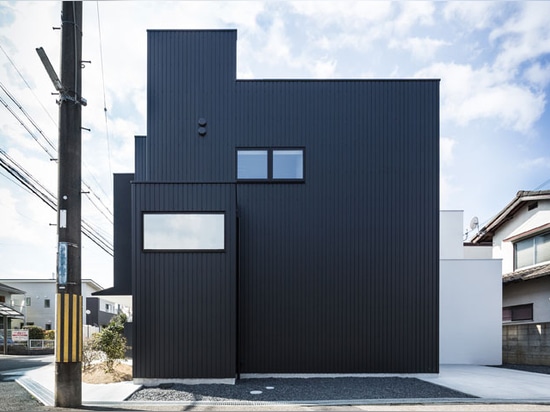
[147,30,236,182]
[235,80,439,373]
[134,30,439,378]
[134,136,146,181]
[111,174,133,295]
[132,183,237,379]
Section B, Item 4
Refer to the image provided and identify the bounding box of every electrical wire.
[0,80,56,151]
[0,42,57,127]
[96,1,113,190]
[1,25,114,220]
[533,178,550,191]
[0,81,114,220]
[0,94,57,160]
[0,149,113,256]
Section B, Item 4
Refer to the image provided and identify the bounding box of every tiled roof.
[503,263,550,284]
[471,190,550,244]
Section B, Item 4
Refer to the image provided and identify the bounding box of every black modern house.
[108,29,440,381]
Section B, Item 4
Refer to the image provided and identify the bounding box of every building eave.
[471,190,550,244]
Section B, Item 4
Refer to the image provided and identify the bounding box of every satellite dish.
[470,216,479,230]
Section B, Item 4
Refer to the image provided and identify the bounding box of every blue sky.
[1,1,549,288]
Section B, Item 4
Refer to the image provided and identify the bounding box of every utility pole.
[55,2,83,407]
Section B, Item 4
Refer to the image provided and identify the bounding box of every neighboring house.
[0,282,26,331]
[0,279,106,330]
[107,29,441,383]
[85,296,132,328]
[471,190,550,365]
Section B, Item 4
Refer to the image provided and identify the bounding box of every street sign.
[12,330,28,342]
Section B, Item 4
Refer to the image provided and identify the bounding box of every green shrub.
[23,326,44,340]
[43,330,55,340]
[88,313,128,374]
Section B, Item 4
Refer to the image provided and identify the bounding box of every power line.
[0,148,113,256]
[533,177,550,191]
[0,42,58,127]
[1,45,114,220]
[0,80,57,151]
[96,1,113,191]
[0,94,57,159]
[0,81,113,220]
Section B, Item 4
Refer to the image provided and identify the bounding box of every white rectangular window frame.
[514,232,550,270]
[143,213,225,251]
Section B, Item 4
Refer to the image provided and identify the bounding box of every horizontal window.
[514,232,550,270]
[143,213,225,251]
[503,303,533,322]
[237,148,304,181]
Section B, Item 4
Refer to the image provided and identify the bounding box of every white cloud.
[393,2,435,34]
[440,137,456,165]
[417,62,546,133]
[524,62,550,89]
[312,58,337,78]
[490,3,550,74]
[290,1,393,28]
[389,36,449,61]
[442,2,503,30]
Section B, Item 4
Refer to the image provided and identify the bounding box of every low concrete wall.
[503,322,550,365]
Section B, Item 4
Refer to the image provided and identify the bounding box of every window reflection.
[144,213,225,250]
[237,150,268,179]
[273,150,303,179]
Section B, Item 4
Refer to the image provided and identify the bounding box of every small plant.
[82,338,103,371]
[43,330,55,340]
[23,326,44,340]
[88,313,128,374]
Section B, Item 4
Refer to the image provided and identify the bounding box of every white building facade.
[439,210,502,365]
[0,278,103,330]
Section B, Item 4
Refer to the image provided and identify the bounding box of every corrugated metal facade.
[132,183,237,378]
[128,29,439,379]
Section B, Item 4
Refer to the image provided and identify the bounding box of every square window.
[273,150,303,179]
[237,150,268,179]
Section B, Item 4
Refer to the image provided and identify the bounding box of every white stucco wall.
[503,276,550,323]
[464,245,492,259]
[440,211,464,260]
[439,210,502,365]
[440,259,502,365]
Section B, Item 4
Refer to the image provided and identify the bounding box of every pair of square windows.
[237,149,304,181]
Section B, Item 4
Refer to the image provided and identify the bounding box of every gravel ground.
[127,377,474,403]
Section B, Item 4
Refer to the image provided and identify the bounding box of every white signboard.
[12,330,28,342]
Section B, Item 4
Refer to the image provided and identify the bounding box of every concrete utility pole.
[55,1,83,407]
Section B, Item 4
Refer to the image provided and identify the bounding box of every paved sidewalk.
[14,361,140,405]
[419,365,550,400]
